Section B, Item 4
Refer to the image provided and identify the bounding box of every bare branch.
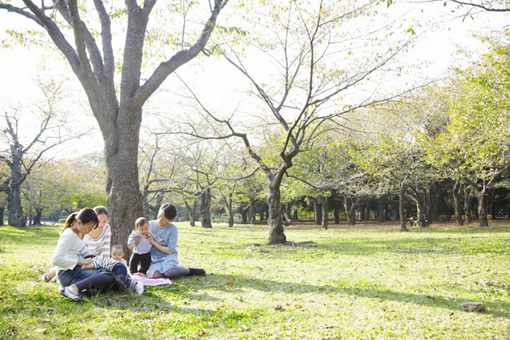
[132,0,228,111]
[0,2,43,25]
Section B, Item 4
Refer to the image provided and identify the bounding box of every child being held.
[110,244,128,267]
[81,244,143,295]
[127,217,152,275]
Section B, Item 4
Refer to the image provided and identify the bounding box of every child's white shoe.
[129,280,144,295]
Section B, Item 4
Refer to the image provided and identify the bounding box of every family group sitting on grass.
[43,203,205,302]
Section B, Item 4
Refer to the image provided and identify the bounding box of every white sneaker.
[60,286,83,302]
[134,281,144,295]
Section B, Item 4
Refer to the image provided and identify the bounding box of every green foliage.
[288,127,366,200]
[425,31,510,183]
[20,157,106,217]
[1,29,44,48]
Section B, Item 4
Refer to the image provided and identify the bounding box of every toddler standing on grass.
[81,244,143,295]
[127,217,152,275]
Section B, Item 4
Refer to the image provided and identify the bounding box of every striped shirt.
[83,224,111,257]
[90,256,127,271]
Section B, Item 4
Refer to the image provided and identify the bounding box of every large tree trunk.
[321,196,328,230]
[105,127,144,254]
[344,196,356,225]
[8,184,25,227]
[398,187,408,231]
[267,182,286,244]
[452,180,464,226]
[478,186,489,227]
[0,206,4,226]
[200,188,212,228]
[33,208,43,225]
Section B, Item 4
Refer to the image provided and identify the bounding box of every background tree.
[179,0,416,243]
[0,81,74,227]
[426,32,510,227]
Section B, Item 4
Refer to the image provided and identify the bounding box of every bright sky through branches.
[0,1,508,159]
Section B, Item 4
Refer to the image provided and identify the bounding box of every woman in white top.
[43,206,112,282]
[53,208,116,302]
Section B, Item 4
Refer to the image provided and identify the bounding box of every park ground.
[0,222,509,339]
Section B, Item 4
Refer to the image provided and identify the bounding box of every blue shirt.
[149,220,178,267]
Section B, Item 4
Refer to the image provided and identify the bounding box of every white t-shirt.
[52,228,90,270]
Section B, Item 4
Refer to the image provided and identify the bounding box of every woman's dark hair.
[160,203,177,221]
[134,217,149,229]
[93,206,109,217]
[61,208,99,233]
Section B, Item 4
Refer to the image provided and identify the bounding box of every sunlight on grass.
[0,223,509,338]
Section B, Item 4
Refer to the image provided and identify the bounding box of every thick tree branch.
[0,2,43,25]
[132,0,228,111]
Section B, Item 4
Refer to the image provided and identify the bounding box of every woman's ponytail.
[61,212,77,233]
[60,208,98,233]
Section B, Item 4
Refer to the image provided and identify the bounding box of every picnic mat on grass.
[132,273,172,286]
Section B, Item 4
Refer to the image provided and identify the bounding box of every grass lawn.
[0,222,509,339]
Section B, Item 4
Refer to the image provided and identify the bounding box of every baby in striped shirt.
[81,245,143,295]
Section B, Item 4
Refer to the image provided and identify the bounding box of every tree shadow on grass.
[0,286,256,339]
[1,284,221,318]
[198,273,510,319]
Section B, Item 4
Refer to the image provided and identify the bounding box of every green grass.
[1,223,509,339]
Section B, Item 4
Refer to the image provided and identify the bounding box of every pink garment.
[132,273,172,286]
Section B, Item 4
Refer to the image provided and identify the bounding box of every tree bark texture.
[33,208,43,225]
[398,188,408,231]
[478,188,489,227]
[321,196,328,230]
[268,183,286,244]
[200,188,212,228]
[344,196,356,225]
[453,180,464,226]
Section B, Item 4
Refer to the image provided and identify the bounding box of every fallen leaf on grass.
[226,280,235,286]
[275,304,284,311]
